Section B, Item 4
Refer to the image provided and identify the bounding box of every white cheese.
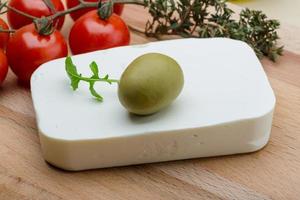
[31,38,275,171]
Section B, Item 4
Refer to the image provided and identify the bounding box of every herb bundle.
[144,0,283,61]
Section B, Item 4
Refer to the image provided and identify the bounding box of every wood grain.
[0,5,300,200]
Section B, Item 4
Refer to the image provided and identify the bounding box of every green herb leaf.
[70,77,80,90]
[65,56,78,76]
[89,61,99,78]
[65,57,118,101]
[65,56,80,90]
[89,82,103,101]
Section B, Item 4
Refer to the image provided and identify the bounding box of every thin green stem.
[69,72,119,84]
[50,0,145,20]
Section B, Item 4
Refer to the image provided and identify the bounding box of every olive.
[118,53,184,115]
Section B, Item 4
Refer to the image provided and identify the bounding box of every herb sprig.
[65,56,119,101]
[144,0,283,61]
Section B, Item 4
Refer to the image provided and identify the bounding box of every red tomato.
[0,19,10,50]
[69,10,130,55]
[7,0,65,30]
[0,49,8,86]
[66,0,124,21]
[6,24,68,86]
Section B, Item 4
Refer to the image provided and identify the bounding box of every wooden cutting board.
[0,5,300,200]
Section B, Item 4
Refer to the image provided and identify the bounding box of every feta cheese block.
[31,38,275,171]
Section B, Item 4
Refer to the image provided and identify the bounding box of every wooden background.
[0,4,300,200]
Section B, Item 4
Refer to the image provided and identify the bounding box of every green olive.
[118,53,184,115]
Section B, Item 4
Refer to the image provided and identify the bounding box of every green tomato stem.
[49,0,145,21]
